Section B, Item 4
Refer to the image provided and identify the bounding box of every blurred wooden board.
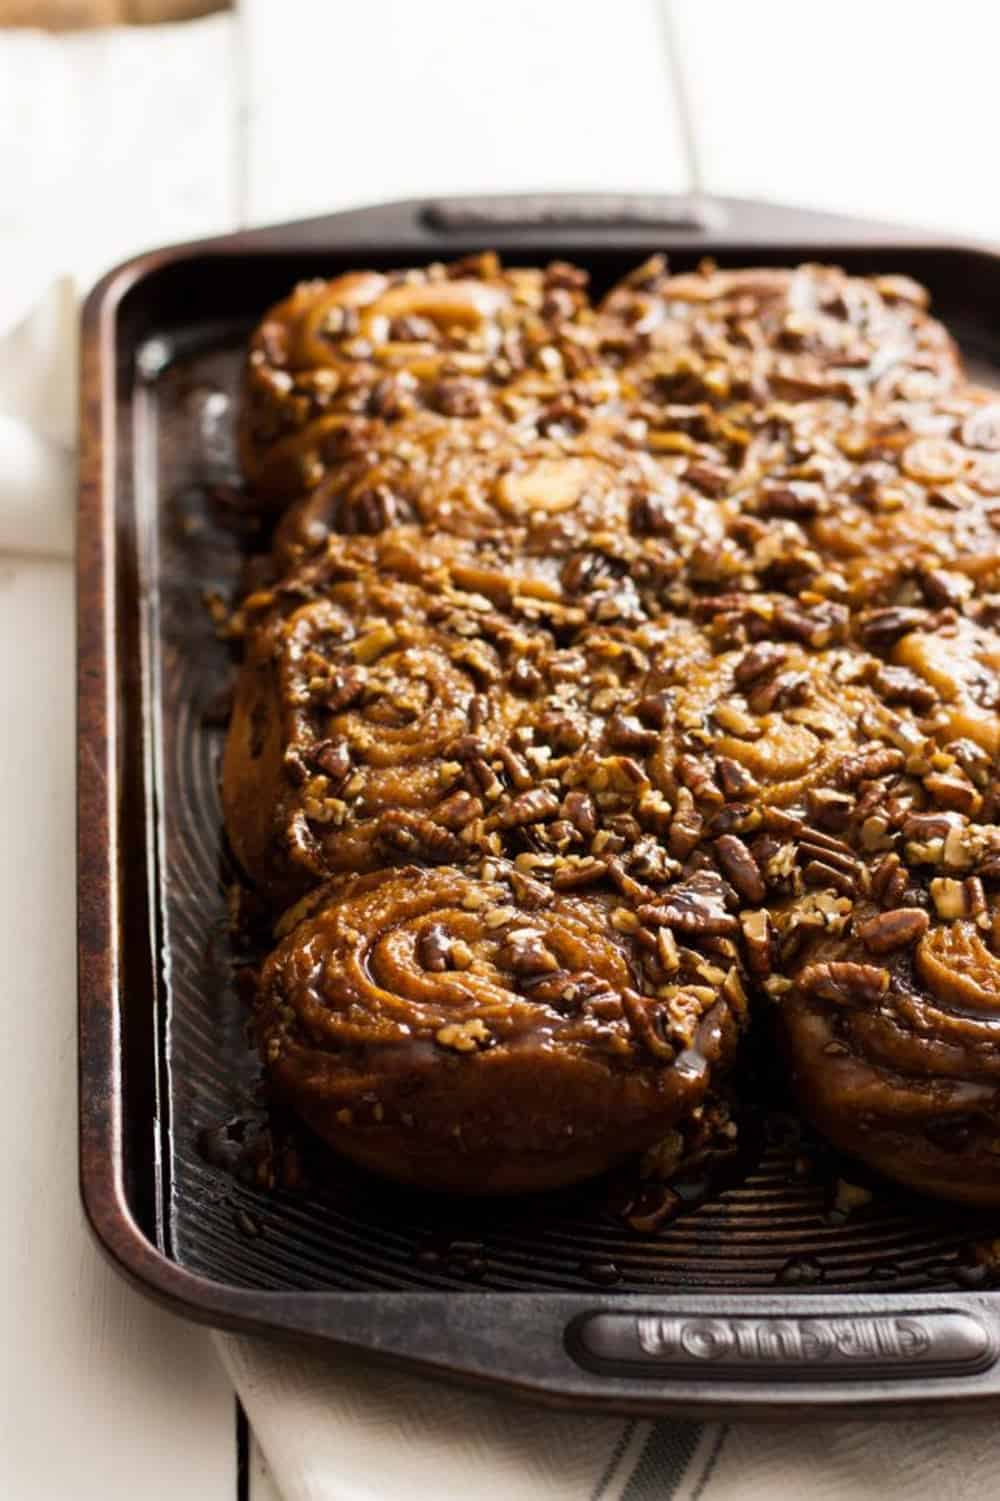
[0,0,226,26]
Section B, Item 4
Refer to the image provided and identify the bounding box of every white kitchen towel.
[0,10,235,560]
[0,277,77,558]
[216,1328,1000,1501]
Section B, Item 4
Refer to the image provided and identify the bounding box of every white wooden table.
[1,3,996,1496]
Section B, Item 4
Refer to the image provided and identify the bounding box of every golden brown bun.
[239,254,600,508]
[222,533,558,904]
[598,258,962,406]
[267,388,1000,630]
[256,861,744,1194]
[780,910,1000,1207]
[270,413,690,569]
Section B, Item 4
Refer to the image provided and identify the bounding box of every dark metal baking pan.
[79,192,1000,1416]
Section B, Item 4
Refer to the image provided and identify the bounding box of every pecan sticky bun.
[598,259,962,408]
[223,530,714,905]
[223,538,559,903]
[271,412,710,569]
[239,253,605,506]
[780,900,1000,1206]
[256,860,744,1192]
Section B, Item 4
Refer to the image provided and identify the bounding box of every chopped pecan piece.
[509,869,554,909]
[668,788,704,858]
[606,712,659,753]
[677,754,724,805]
[740,908,773,978]
[436,790,483,829]
[798,961,890,1007]
[733,641,787,687]
[376,813,465,863]
[806,787,854,832]
[871,852,909,908]
[319,664,367,712]
[858,607,928,651]
[714,834,766,904]
[929,877,970,919]
[314,739,352,784]
[835,745,905,787]
[638,874,739,937]
[509,659,542,696]
[498,928,560,976]
[716,756,759,799]
[802,859,857,897]
[757,481,825,519]
[857,907,930,954]
[923,772,983,817]
[772,600,849,649]
[551,856,606,891]
[918,568,974,609]
[562,789,598,837]
[418,923,452,971]
[872,664,937,713]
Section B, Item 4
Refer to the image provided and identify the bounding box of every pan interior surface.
[129,250,1000,1298]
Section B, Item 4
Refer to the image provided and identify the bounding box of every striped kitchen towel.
[216,1331,1000,1501]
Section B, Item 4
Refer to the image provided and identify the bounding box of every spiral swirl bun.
[256,861,742,1192]
[239,254,603,506]
[780,898,1000,1206]
[890,617,1000,756]
[599,260,961,406]
[791,392,1000,607]
[644,644,878,813]
[223,550,567,903]
[223,540,718,904]
[271,417,631,558]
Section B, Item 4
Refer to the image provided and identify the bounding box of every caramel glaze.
[226,254,1000,1199]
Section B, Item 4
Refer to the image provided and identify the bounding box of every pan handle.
[271,1290,1000,1417]
[235,192,920,255]
[566,1302,997,1386]
[238,190,725,251]
[421,192,723,235]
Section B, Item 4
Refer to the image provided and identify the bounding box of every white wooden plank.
[243,0,690,226]
[0,13,239,315]
[244,0,1000,246]
[0,560,236,1499]
[673,0,1000,242]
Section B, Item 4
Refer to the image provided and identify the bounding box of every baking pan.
[79,192,1000,1416]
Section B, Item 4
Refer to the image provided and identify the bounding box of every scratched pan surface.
[78,195,1000,1413]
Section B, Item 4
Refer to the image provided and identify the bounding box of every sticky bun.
[256,861,744,1192]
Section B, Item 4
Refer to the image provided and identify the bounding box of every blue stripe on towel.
[620,1422,702,1500]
